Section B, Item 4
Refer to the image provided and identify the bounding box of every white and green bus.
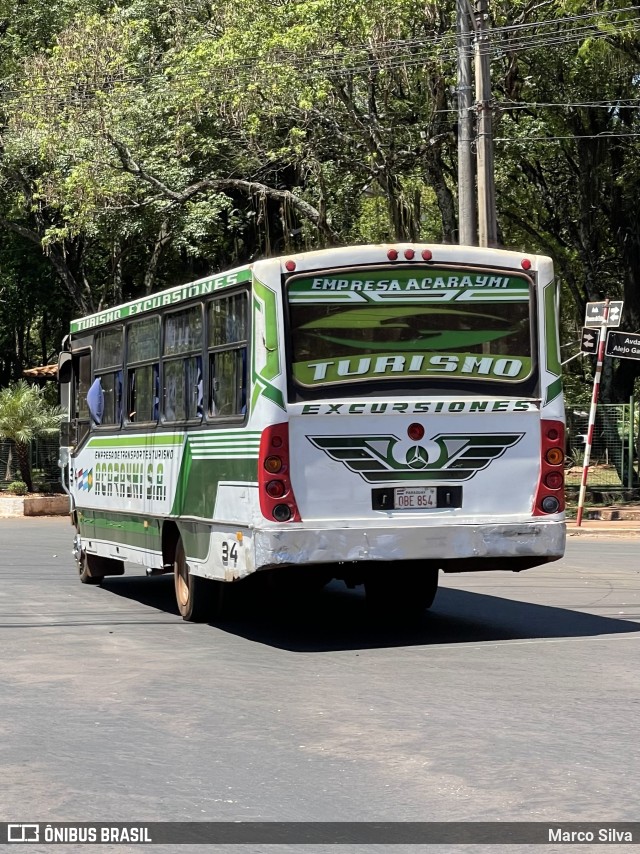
[58,243,566,621]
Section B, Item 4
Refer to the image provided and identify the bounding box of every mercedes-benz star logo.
[405,445,429,469]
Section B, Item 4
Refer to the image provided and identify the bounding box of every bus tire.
[78,551,103,584]
[78,551,124,584]
[174,535,220,622]
[365,564,439,620]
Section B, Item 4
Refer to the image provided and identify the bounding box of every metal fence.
[566,401,638,490]
[0,437,61,489]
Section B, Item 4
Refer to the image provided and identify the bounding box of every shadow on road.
[102,574,640,653]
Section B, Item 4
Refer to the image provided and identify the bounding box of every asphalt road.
[1,517,639,853]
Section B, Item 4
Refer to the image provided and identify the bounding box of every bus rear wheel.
[174,535,223,622]
[365,563,439,620]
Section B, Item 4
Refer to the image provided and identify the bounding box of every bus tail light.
[258,424,301,522]
[533,420,565,516]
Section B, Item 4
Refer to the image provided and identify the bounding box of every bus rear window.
[287,267,533,389]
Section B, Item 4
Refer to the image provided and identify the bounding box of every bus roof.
[70,264,253,333]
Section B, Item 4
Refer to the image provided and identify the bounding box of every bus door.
[58,345,93,533]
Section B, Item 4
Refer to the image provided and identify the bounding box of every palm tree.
[0,380,63,492]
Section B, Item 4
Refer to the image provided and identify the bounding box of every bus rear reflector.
[259,424,301,522]
[533,420,565,516]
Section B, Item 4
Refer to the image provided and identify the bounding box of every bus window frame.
[91,325,124,430]
[205,287,250,424]
[160,302,205,427]
[124,314,161,428]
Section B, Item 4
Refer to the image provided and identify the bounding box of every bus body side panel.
[66,263,283,581]
[69,420,268,579]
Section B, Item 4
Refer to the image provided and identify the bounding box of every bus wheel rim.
[175,550,190,608]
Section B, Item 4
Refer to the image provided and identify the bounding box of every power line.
[431,100,640,116]
[1,8,639,99]
[495,132,640,142]
[500,100,640,110]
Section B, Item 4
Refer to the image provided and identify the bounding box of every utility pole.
[457,0,476,246]
[474,0,498,247]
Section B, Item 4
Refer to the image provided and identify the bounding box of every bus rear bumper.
[253,520,566,573]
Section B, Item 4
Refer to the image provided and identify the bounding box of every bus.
[58,243,566,621]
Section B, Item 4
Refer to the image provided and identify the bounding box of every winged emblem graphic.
[307,433,524,483]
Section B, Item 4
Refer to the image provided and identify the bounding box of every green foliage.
[0,380,63,444]
[6,481,28,496]
[0,381,63,491]
[0,0,640,409]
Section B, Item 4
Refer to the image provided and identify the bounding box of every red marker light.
[285,260,296,272]
[521,258,532,271]
[422,249,433,261]
[266,480,286,499]
[545,472,563,490]
[404,249,415,260]
[387,249,398,261]
[407,423,425,441]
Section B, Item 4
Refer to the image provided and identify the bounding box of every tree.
[492,0,640,406]
[0,0,460,319]
[0,380,63,492]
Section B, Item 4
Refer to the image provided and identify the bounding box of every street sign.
[605,330,640,361]
[585,300,623,327]
[580,326,599,354]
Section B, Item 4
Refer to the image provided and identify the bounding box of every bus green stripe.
[78,511,211,560]
[87,431,260,449]
[79,512,160,550]
[88,435,184,448]
[543,282,563,405]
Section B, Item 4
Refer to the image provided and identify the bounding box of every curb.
[0,495,69,518]
[566,526,640,537]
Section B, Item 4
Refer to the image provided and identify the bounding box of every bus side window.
[207,292,248,418]
[128,364,159,422]
[99,370,123,426]
[94,326,124,427]
[209,349,247,416]
[126,316,160,424]
[162,307,203,423]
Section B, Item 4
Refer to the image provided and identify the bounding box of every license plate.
[393,486,437,509]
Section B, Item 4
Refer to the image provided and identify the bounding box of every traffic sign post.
[585,300,623,327]
[576,301,612,527]
[580,327,599,355]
